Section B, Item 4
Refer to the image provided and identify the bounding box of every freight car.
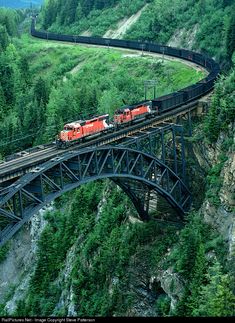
[151,92,185,113]
[30,17,220,149]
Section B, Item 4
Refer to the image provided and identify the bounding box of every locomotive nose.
[60,131,68,141]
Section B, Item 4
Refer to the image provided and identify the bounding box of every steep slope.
[103,4,148,39]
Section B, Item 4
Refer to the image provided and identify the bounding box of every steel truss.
[0,146,191,247]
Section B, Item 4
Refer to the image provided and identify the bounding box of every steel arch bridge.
[0,146,191,247]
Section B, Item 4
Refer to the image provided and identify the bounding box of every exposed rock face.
[167,25,199,49]
[155,268,184,310]
[196,123,235,259]
[53,242,78,316]
[0,205,51,312]
[103,5,148,39]
[201,153,235,259]
[127,250,158,317]
[151,122,235,312]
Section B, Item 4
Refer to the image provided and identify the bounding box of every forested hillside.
[40,0,235,66]
[0,10,204,157]
[0,8,30,158]
[0,0,234,318]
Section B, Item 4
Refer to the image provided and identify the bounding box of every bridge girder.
[0,146,191,247]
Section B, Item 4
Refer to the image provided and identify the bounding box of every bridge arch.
[0,146,191,247]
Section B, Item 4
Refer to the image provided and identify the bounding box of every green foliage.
[70,187,176,317]
[204,71,235,142]
[171,212,232,316]
[0,2,233,318]
[0,29,202,155]
[12,181,178,316]
[39,0,234,64]
[13,182,103,316]
[0,8,20,36]
[174,213,206,281]
[0,243,10,264]
[0,25,9,51]
[155,294,171,316]
[206,154,228,207]
[125,0,233,63]
[0,303,8,317]
[226,4,235,60]
[192,261,235,316]
[40,0,146,36]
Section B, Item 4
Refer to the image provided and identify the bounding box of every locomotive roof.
[114,100,151,114]
[64,120,85,128]
[64,114,109,128]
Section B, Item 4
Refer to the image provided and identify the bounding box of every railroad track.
[0,19,219,184]
[0,99,198,184]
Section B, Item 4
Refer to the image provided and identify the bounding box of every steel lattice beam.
[0,146,191,247]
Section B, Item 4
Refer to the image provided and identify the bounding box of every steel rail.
[0,19,219,180]
[0,99,198,183]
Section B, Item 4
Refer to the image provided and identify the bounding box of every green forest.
[39,0,235,65]
[0,0,234,318]
[0,13,204,157]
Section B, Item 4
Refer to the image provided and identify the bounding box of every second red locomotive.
[56,101,156,148]
[114,101,153,125]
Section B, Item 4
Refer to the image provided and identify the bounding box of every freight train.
[30,17,220,149]
[56,102,153,148]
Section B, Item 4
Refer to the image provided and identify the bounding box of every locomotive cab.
[56,121,83,148]
[114,109,131,124]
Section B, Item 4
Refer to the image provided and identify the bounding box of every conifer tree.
[226,5,235,60]
[192,261,235,316]
[0,25,9,51]
[0,84,6,117]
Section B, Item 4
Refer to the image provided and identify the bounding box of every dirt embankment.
[81,4,148,38]
[103,5,148,39]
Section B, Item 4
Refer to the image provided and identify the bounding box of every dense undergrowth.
[0,25,203,157]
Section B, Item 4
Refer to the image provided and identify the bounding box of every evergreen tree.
[0,25,9,51]
[226,5,235,60]
[188,242,207,313]
[204,85,222,142]
[33,77,49,108]
[0,59,15,107]
[42,0,57,29]
[0,84,6,117]
[65,0,79,25]
[19,56,31,89]
[192,261,235,316]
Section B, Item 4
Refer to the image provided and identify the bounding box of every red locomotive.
[56,114,113,148]
[56,101,156,148]
[114,102,152,125]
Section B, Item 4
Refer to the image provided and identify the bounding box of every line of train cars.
[30,17,220,149]
[56,68,218,148]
